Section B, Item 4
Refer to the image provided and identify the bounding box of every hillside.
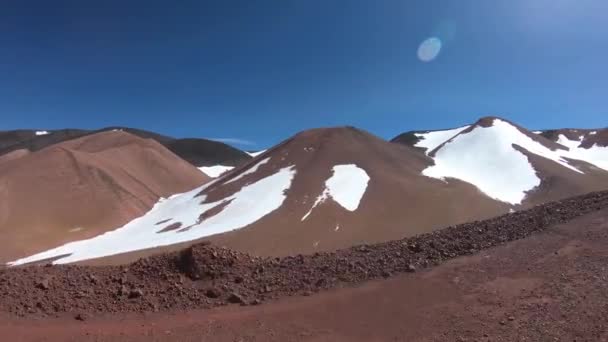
[0,131,208,263]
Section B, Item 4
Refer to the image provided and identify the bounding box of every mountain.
[7,117,608,266]
[9,126,510,265]
[392,117,608,205]
[0,127,251,168]
[0,130,208,263]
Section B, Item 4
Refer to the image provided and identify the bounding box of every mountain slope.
[0,131,208,263]
[397,117,608,205]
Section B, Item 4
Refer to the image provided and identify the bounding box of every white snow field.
[9,165,297,265]
[35,131,50,136]
[421,119,591,205]
[247,150,267,157]
[556,134,608,171]
[198,165,234,178]
[414,125,470,155]
[302,164,370,221]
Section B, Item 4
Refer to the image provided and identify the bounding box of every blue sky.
[1,0,606,148]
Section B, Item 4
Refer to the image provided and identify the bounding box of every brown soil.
[0,131,208,263]
[1,191,607,341]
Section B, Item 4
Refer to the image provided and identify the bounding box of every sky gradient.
[1,0,606,148]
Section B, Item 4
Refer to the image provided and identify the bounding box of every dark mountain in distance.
[0,127,251,167]
[537,128,608,148]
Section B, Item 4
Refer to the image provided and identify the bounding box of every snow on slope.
[9,165,297,265]
[414,126,470,155]
[422,119,584,205]
[247,150,267,157]
[225,157,270,184]
[302,164,370,221]
[198,165,234,178]
[35,131,50,136]
[556,134,608,170]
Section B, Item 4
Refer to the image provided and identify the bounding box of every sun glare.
[417,37,442,62]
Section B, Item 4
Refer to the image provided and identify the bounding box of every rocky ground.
[1,190,607,321]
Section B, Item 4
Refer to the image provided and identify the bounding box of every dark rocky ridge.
[0,128,251,167]
[540,128,608,148]
[1,190,607,319]
[389,131,424,148]
[0,129,88,152]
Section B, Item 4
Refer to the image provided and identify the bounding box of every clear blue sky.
[1,0,606,148]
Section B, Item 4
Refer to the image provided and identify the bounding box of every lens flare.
[417,37,442,62]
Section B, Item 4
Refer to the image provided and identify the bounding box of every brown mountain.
[0,130,208,263]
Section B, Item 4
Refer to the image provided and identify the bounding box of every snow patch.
[589,131,597,135]
[556,134,608,171]
[301,164,370,220]
[421,119,583,205]
[225,157,270,184]
[8,166,297,265]
[35,131,50,136]
[414,126,470,155]
[247,150,267,157]
[532,131,542,134]
[198,165,234,178]
[556,135,584,149]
